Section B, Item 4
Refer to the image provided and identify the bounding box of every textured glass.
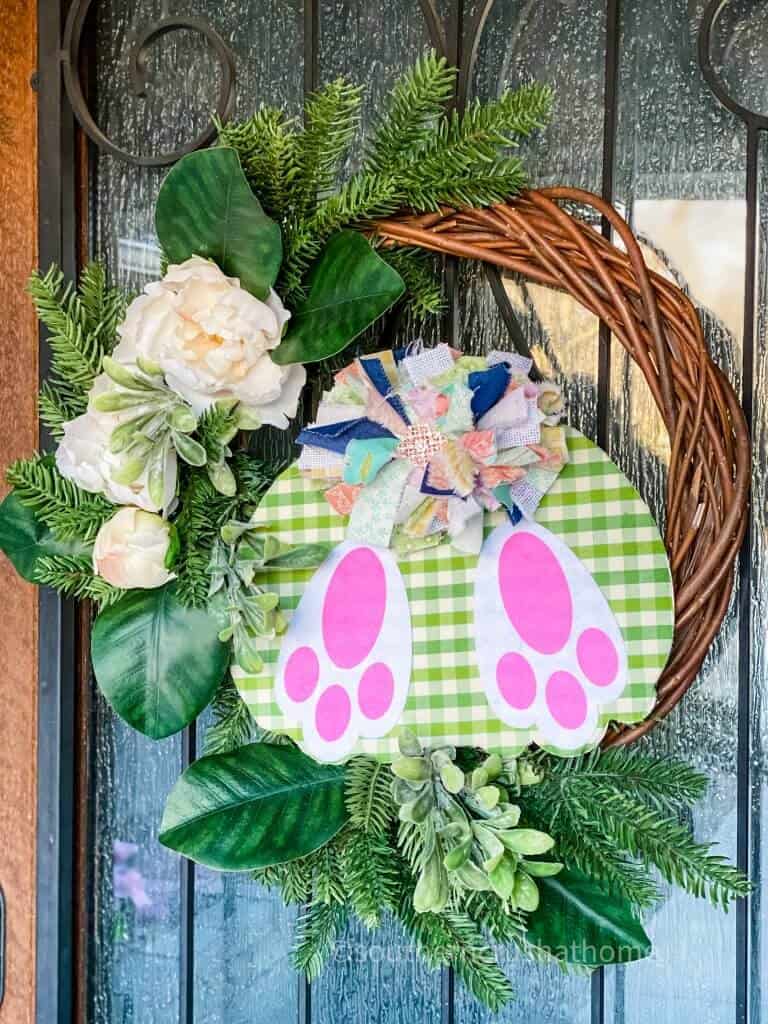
[604,2,748,1021]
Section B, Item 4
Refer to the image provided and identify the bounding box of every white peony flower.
[112,256,306,429]
[55,376,177,514]
[93,507,176,590]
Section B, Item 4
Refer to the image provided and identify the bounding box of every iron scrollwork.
[61,0,237,167]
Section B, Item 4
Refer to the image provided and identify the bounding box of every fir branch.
[38,381,78,439]
[344,756,396,834]
[395,893,513,1013]
[293,901,347,979]
[7,455,114,542]
[537,747,709,811]
[313,839,347,906]
[589,791,750,910]
[341,828,400,928]
[202,676,254,756]
[365,51,457,173]
[217,109,300,222]
[29,263,124,419]
[377,246,444,319]
[294,78,362,212]
[33,554,123,608]
[280,172,403,300]
[172,470,237,608]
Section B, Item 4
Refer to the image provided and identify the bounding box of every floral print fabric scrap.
[296,344,568,553]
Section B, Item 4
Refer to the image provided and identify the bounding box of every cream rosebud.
[93,508,176,590]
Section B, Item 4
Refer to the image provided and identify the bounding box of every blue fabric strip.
[468,363,510,418]
[493,484,523,524]
[359,356,411,426]
[297,418,397,455]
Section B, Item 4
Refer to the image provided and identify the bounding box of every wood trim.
[0,3,39,1023]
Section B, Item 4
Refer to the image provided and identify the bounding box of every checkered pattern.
[232,428,674,759]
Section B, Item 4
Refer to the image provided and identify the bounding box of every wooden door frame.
[0,2,83,1022]
[0,4,40,1024]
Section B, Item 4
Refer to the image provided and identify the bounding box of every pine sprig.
[395,893,514,1013]
[293,901,347,979]
[29,263,125,429]
[345,756,396,834]
[340,829,400,929]
[365,51,457,173]
[172,470,237,608]
[294,79,363,212]
[217,109,300,222]
[33,554,123,607]
[202,676,254,756]
[7,455,114,541]
[377,245,444,319]
[590,791,750,910]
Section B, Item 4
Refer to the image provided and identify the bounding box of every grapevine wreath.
[0,54,751,1010]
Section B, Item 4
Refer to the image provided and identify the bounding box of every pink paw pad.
[475,520,628,749]
[275,541,412,761]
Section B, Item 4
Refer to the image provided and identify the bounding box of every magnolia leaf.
[526,867,652,965]
[159,742,347,870]
[91,583,228,739]
[272,230,405,365]
[155,147,282,300]
[0,491,90,582]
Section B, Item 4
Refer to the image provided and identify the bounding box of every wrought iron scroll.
[61,0,236,167]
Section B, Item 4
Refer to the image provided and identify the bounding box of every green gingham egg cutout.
[233,427,674,761]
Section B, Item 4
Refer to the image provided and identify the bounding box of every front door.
[11,1,768,1021]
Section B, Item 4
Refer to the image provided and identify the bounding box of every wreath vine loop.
[376,187,750,744]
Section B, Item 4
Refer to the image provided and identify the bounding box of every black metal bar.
[696,7,762,1023]
[36,2,78,1022]
[734,120,758,1024]
[592,2,620,1018]
[597,0,620,455]
[180,726,197,1024]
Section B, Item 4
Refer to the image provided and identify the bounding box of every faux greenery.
[238,740,747,1012]
[218,50,552,326]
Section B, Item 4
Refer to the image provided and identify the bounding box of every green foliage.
[217,108,300,223]
[33,554,123,608]
[202,675,255,756]
[345,756,396,835]
[221,50,551,312]
[527,748,750,911]
[28,263,125,435]
[0,490,90,583]
[293,901,347,979]
[294,79,362,213]
[159,742,348,870]
[365,51,456,174]
[376,245,444,320]
[272,230,405,365]
[91,583,229,739]
[395,893,514,1013]
[341,828,400,928]
[155,147,282,300]
[6,454,114,542]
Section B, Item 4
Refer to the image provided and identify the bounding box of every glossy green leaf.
[155,147,282,300]
[526,867,652,965]
[272,230,405,365]
[91,582,228,739]
[0,490,89,582]
[159,742,347,870]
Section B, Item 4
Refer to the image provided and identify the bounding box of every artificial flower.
[55,375,177,514]
[92,507,176,589]
[112,256,306,429]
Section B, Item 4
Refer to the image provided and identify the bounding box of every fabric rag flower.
[296,343,568,553]
[113,255,306,429]
[93,507,176,589]
[55,374,178,514]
